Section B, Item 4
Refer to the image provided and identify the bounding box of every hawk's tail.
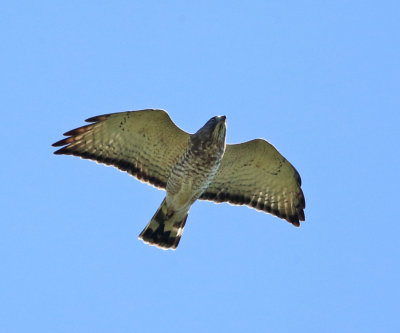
[138,198,188,250]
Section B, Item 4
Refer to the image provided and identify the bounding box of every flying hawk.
[52,109,305,249]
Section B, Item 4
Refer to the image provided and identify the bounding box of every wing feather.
[52,109,190,189]
[200,139,305,226]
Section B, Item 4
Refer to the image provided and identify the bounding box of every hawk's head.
[192,115,227,147]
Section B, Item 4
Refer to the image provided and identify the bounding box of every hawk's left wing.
[52,109,190,189]
[199,139,305,226]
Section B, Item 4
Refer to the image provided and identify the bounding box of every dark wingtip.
[292,220,301,227]
[52,138,70,147]
[85,114,110,123]
[63,123,94,136]
[298,210,305,221]
[285,214,300,226]
[53,146,73,155]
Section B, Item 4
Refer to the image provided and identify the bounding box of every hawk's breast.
[166,139,225,210]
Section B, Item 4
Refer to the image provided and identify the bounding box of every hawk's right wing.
[200,139,305,226]
[52,109,190,189]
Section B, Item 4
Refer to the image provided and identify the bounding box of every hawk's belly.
[165,145,224,212]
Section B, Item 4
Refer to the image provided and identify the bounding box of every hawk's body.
[53,109,305,249]
[139,116,227,248]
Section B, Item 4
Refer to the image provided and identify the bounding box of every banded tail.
[138,198,188,250]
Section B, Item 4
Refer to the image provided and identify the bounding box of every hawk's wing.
[52,109,189,189]
[200,139,305,226]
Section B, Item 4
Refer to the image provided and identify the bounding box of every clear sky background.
[1,1,399,332]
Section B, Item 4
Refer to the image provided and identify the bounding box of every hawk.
[52,109,305,249]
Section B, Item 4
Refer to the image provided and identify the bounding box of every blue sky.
[1,1,399,332]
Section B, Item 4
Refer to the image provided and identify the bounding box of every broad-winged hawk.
[52,109,305,249]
